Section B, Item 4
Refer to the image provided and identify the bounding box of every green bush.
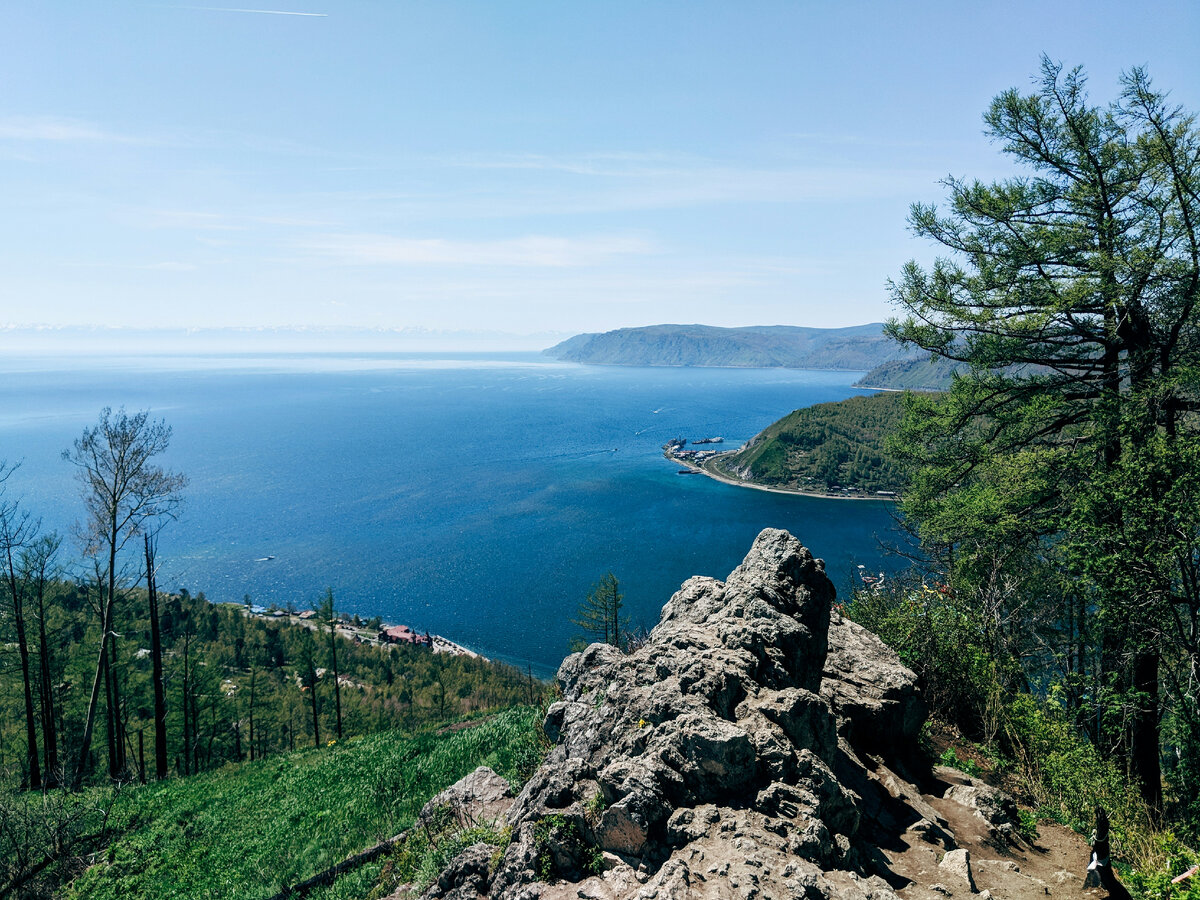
[1125,833,1200,900]
[843,582,1004,741]
[938,746,982,778]
[998,693,1145,838]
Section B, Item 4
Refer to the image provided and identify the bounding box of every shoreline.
[430,634,482,659]
[667,450,900,502]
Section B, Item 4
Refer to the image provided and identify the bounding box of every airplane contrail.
[178,6,328,16]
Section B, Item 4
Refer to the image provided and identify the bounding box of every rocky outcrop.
[419,766,517,830]
[419,529,1044,900]
[821,613,925,758]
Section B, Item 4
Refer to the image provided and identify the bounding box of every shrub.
[532,815,604,881]
[843,580,1005,741]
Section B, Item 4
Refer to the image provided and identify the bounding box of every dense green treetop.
[886,57,1200,815]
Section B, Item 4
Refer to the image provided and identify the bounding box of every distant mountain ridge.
[544,323,918,371]
[544,323,959,389]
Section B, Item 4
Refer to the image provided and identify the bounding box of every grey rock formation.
[939,777,1023,845]
[420,529,1021,900]
[822,612,925,758]
[938,849,978,892]
[419,766,517,830]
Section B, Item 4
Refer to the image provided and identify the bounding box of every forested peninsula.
[667,391,906,498]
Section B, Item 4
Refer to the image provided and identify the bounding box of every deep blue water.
[0,353,900,675]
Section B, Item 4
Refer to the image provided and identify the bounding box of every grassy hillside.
[544,323,915,370]
[6,706,545,900]
[715,392,906,495]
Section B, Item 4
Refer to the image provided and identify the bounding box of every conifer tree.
[571,572,623,649]
[888,58,1200,812]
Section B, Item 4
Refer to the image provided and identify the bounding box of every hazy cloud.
[176,6,328,16]
[299,234,656,267]
[0,116,137,143]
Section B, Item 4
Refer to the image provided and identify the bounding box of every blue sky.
[2,1,1198,345]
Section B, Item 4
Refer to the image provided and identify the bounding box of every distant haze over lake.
[0,326,571,355]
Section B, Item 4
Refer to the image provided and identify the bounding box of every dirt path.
[881,765,1095,900]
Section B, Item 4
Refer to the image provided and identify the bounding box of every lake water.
[0,352,900,675]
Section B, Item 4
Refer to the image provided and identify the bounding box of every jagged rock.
[938,848,978,892]
[821,612,925,757]
[424,529,932,900]
[420,766,516,830]
[423,842,498,900]
[940,775,1023,843]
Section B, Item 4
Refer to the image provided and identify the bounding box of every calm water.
[0,353,900,675]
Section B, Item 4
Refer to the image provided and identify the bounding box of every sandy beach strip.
[431,634,483,659]
[667,451,899,502]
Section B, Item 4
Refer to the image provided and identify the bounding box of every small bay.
[0,352,900,675]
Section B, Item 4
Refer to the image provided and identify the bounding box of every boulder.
[821,612,925,758]
[941,777,1023,844]
[420,766,516,830]
[938,848,978,892]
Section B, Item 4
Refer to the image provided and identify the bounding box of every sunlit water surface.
[0,352,901,674]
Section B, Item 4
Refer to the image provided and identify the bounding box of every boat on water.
[692,436,724,445]
[677,468,701,475]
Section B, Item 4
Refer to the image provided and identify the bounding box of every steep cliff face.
[416,530,1076,900]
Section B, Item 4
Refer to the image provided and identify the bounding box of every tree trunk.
[109,635,127,776]
[35,578,59,788]
[3,554,42,791]
[71,539,119,791]
[330,625,342,741]
[1129,647,1163,815]
[310,681,321,748]
[103,648,117,779]
[145,536,168,780]
[182,624,191,776]
[248,666,257,762]
[14,597,41,791]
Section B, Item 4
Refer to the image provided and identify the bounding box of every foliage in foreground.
[886,56,1200,823]
[2,705,546,900]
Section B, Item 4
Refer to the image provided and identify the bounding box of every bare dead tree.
[0,462,41,790]
[64,408,186,790]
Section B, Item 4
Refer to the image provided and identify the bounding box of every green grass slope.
[65,706,544,900]
[716,392,907,495]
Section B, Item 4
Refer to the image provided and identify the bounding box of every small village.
[244,604,479,658]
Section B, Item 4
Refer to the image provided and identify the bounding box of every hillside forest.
[715,391,907,495]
